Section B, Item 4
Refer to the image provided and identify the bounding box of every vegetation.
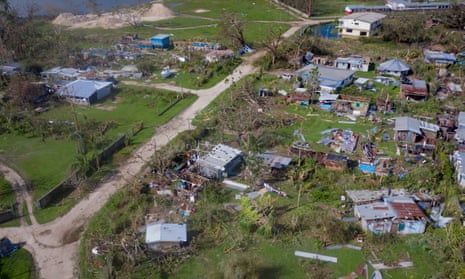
[0,249,34,279]
[2,0,465,278]
[0,175,15,210]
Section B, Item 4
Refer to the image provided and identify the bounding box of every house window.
[360,31,367,36]
[346,29,352,33]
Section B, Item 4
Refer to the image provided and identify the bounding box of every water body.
[9,0,153,16]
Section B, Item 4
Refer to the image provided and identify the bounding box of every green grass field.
[0,175,15,211]
[0,86,197,206]
[0,249,34,279]
[312,0,385,16]
[165,0,297,21]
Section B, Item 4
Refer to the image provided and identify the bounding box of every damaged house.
[335,55,371,72]
[335,95,370,118]
[355,202,396,234]
[393,116,440,150]
[197,144,243,179]
[423,49,456,66]
[349,190,427,234]
[400,79,428,101]
[319,128,359,154]
[387,197,427,235]
[319,93,339,111]
[256,152,292,171]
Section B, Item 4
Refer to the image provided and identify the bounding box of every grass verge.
[0,249,34,279]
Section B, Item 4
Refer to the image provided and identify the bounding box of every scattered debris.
[294,251,338,263]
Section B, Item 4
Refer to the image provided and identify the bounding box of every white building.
[338,12,386,37]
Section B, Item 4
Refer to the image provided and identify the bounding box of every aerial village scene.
[3,0,465,278]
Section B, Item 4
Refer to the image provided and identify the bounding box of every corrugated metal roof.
[458,112,465,127]
[424,49,456,64]
[394,116,439,133]
[197,144,242,170]
[295,64,355,89]
[145,223,187,244]
[378,58,410,72]
[340,12,386,24]
[355,202,396,220]
[319,93,339,102]
[256,152,292,169]
[57,79,112,99]
[346,189,408,204]
[390,201,425,219]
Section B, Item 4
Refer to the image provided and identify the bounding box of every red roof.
[390,202,426,219]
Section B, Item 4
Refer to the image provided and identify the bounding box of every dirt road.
[0,18,323,279]
[0,53,261,279]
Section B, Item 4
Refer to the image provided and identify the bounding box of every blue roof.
[57,80,112,99]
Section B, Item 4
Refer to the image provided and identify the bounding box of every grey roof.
[378,58,410,72]
[454,127,465,142]
[256,152,292,169]
[458,111,465,127]
[145,223,187,244]
[355,202,396,220]
[340,12,386,24]
[410,79,427,89]
[319,93,339,102]
[197,144,242,171]
[394,116,439,134]
[453,151,465,174]
[296,64,355,81]
[57,79,112,99]
[0,62,21,72]
[424,49,456,64]
[346,189,407,204]
[295,64,355,89]
[42,67,81,79]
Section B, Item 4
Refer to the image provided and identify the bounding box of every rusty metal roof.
[390,202,425,219]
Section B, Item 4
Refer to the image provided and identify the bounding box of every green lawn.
[0,175,15,210]
[0,86,197,209]
[0,249,34,279]
[312,0,385,16]
[165,0,297,21]
[173,241,367,278]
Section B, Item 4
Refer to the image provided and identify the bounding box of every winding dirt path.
[0,18,325,279]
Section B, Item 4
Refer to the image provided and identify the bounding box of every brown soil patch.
[39,229,51,236]
[62,224,84,245]
[52,3,174,29]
